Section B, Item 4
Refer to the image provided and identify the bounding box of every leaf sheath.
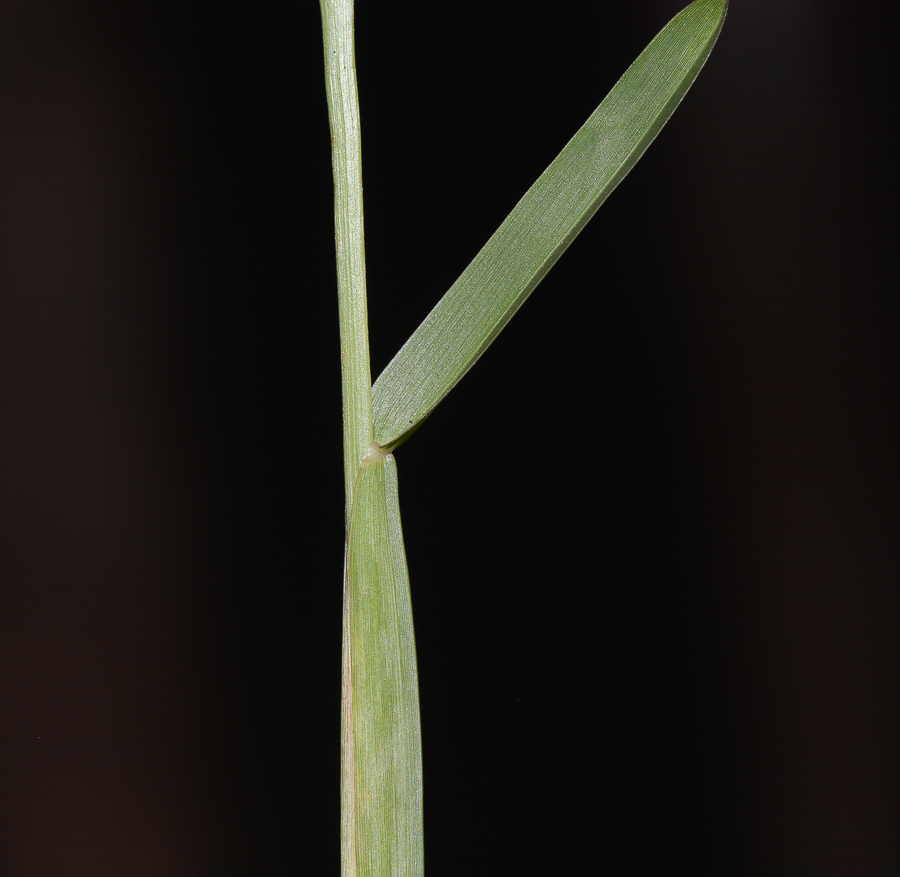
[342,452,424,877]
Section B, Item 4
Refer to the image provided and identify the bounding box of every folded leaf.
[372,0,727,448]
[342,451,423,877]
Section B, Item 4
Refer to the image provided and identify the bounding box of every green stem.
[320,0,373,508]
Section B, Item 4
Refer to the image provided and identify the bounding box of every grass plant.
[319,1,727,873]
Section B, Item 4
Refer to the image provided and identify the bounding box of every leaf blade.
[342,452,423,877]
[372,0,727,448]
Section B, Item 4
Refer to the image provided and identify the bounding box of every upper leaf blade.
[372,0,727,448]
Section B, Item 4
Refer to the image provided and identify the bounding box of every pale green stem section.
[320,3,423,876]
[320,0,373,506]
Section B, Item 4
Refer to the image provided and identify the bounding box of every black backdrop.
[2,1,899,875]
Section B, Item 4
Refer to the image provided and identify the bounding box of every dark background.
[2,1,898,874]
